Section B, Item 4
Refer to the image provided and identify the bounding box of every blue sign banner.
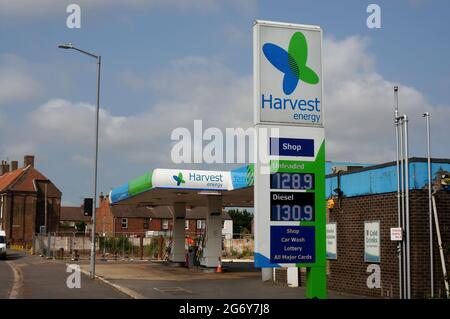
[270,138,314,157]
[270,225,315,263]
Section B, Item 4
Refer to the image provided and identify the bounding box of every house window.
[185,220,189,230]
[197,219,206,230]
[121,218,128,229]
[162,219,169,230]
[143,218,150,230]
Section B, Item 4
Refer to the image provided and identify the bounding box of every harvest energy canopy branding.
[254,21,323,126]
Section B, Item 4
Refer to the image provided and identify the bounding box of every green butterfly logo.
[173,172,186,186]
[263,31,319,95]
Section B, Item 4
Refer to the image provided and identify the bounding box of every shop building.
[326,158,450,298]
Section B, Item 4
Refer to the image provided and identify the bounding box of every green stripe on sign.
[128,171,153,196]
[247,164,254,186]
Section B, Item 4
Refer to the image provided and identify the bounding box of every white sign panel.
[390,227,403,241]
[326,223,337,259]
[364,221,380,263]
[254,20,323,126]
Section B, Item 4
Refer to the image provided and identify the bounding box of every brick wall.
[115,217,143,234]
[114,217,203,236]
[11,194,27,241]
[95,196,206,238]
[96,195,114,234]
[275,268,287,283]
[114,217,164,235]
[274,268,304,286]
[328,190,450,298]
[35,181,61,234]
[5,193,59,244]
[410,190,450,298]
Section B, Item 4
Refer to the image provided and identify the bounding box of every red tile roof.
[60,206,91,222]
[0,165,51,193]
[0,168,26,192]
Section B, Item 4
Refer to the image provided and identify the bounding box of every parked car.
[0,230,6,260]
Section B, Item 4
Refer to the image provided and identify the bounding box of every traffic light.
[83,198,93,216]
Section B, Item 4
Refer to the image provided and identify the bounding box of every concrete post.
[170,202,186,263]
[261,268,273,281]
[287,267,299,287]
[200,196,223,268]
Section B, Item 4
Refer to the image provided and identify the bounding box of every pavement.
[0,250,128,299]
[1,250,368,299]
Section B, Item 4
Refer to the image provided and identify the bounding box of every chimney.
[1,161,10,175]
[24,155,35,168]
[11,160,18,171]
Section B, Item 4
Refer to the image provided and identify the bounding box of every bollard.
[72,249,79,261]
[131,239,134,261]
[47,233,51,259]
[159,235,164,260]
[140,236,144,260]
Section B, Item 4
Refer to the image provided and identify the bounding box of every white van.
[0,230,6,260]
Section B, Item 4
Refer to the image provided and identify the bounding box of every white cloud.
[28,56,252,167]
[0,141,36,162]
[0,54,42,105]
[71,154,93,167]
[3,33,449,205]
[15,35,450,178]
[323,36,450,162]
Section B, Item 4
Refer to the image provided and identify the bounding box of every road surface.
[0,250,127,299]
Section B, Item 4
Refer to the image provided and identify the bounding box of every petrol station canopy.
[109,165,254,208]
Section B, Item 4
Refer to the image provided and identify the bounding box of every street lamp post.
[58,43,101,279]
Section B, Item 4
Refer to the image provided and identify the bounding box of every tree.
[75,221,86,232]
[227,209,253,235]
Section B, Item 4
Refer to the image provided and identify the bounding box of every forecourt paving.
[75,260,367,299]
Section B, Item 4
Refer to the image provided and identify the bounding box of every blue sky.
[1,0,449,205]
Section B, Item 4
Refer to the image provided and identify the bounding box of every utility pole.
[394,86,403,299]
[403,115,411,299]
[423,112,434,297]
[45,183,48,233]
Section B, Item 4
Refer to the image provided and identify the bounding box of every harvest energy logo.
[173,172,186,186]
[263,31,319,95]
[260,29,322,125]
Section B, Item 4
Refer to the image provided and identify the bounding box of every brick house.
[96,194,232,238]
[0,155,61,244]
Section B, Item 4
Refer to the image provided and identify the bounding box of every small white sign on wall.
[364,221,380,263]
[326,223,337,259]
[390,227,403,241]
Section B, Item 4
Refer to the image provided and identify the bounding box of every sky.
[0,0,449,205]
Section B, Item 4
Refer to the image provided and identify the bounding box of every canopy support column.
[200,196,223,268]
[170,202,186,263]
